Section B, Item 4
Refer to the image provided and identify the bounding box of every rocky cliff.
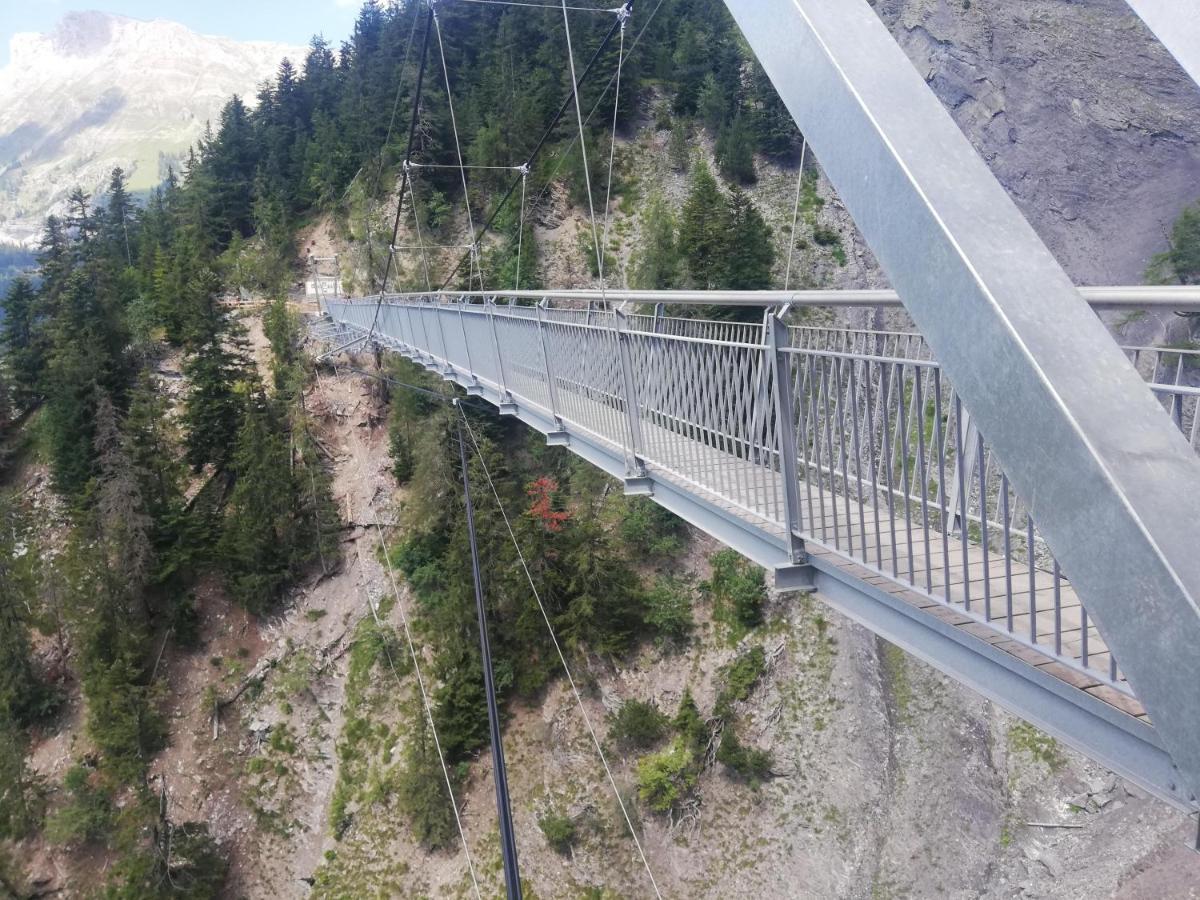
[875,0,1200,285]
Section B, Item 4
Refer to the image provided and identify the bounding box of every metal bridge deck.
[557,390,1141,720]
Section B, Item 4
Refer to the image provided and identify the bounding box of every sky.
[0,0,363,66]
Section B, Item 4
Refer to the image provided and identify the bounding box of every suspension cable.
[433,5,485,291]
[562,0,607,301]
[455,414,522,900]
[525,0,662,225]
[363,6,422,292]
[783,139,808,291]
[436,2,632,292]
[370,523,483,899]
[402,162,435,290]
[598,9,627,291]
[369,5,436,346]
[455,406,664,900]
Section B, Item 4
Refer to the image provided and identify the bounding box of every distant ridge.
[0,11,304,246]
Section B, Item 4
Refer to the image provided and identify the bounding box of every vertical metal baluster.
[797,353,818,535]
[1053,560,1062,657]
[896,364,916,583]
[953,396,972,610]
[1110,651,1118,684]
[849,358,867,559]
[914,368,933,591]
[865,360,884,569]
[769,316,804,560]
[819,357,842,549]
[535,302,562,428]
[977,440,990,621]
[1027,514,1037,644]
[1001,473,1013,633]
[613,307,646,477]
[1081,605,1090,670]
[933,372,951,602]
[813,356,830,543]
[834,357,856,556]
[879,364,900,577]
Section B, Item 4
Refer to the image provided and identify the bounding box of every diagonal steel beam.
[724,0,1200,806]
[1123,0,1200,89]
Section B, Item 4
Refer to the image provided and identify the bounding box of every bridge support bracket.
[774,563,816,593]
[545,429,570,447]
[623,476,654,497]
[498,398,518,416]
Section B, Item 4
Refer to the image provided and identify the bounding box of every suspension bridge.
[309,0,1200,893]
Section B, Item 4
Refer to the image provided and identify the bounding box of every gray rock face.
[873,0,1200,285]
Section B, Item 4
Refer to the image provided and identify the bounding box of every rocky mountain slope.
[0,11,301,246]
[875,0,1200,286]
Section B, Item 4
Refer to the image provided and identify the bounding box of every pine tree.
[667,122,690,173]
[631,191,680,290]
[0,277,44,407]
[93,392,154,593]
[723,187,776,289]
[219,390,302,613]
[0,715,41,840]
[715,114,756,185]
[0,497,49,726]
[697,72,729,134]
[678,161,729,289]
[101,167,137,269]
[182,316,250,471]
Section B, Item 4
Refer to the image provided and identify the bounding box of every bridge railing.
[318,294,1200,696]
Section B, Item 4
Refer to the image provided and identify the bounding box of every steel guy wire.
[434,6,485,291]
[598,12,626,292]
[525,0,664,224]
[562,0,607,303]
[365,525,483,899]
[784,139,808,291]
[455,404,665,900]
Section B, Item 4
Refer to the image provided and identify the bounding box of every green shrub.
[716,727,774,785]
[46,764,112,845]
[705,549,766,637]
[538,810,577,854]
[396,723,458,849]
[672,689,706,755]
[170,593,203,649]
[618,497,686,557]
[644,576,695,649]
[715,645,767,719]
[608,699,668,750]
[636,739,697,814]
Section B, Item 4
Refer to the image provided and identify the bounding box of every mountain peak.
[0,16,304,245]
[50,11,125,57]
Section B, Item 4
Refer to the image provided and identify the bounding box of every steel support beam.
[724,0,1200,803]
[1124,0,1200,89]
